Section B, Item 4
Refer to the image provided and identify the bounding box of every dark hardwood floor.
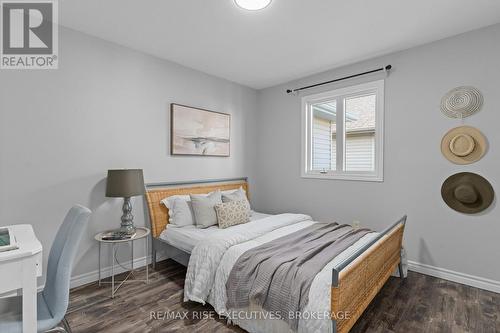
[67,259,500,333]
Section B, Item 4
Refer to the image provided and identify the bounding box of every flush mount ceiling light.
[234,0,272,11]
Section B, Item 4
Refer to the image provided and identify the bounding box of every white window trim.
[301,80,384,182]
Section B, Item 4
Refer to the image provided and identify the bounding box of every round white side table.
[94,227,150,298]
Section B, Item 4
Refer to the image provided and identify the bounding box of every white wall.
[253,24,500,284]
[0,27,258,282]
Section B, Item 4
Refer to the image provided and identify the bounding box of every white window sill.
[301,173,383,182]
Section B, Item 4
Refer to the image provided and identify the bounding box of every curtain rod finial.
[385,65,392,71]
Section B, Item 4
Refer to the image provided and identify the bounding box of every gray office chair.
[0,205,92,333]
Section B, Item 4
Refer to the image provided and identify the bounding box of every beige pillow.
[215,200,251,229]
[190,191,222,228]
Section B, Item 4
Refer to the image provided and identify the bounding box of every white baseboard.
[70,251,171,289]
[408,261,500,294]
[70,255,150,289]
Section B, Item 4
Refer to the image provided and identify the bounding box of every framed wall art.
[170,103,230,156]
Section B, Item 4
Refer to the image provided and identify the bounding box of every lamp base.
[120,197,136,235]
[119,224,136,235]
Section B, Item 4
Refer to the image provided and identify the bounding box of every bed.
[145,177,406,333]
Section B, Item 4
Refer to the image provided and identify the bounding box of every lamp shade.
[106,169,145,197]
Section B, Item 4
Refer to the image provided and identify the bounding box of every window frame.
[301,80,384,182]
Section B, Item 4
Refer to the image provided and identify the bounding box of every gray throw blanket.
[225,222,371,330]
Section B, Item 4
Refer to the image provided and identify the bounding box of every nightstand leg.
[98,242,102,286]
[131,242,134,271]
[111,243,115,298]
[146,236,149,283]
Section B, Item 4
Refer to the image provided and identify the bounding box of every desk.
[0,225,42,333]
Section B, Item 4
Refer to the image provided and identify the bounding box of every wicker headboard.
[145,178,249,238]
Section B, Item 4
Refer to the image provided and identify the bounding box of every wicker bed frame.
[144,177,406,333]
[145,178,250,267]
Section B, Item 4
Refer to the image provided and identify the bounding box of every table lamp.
[106,169,145,235]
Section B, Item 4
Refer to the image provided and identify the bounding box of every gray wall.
[253,24,500,282]
[0,27,257,281]
[1,23,499,287]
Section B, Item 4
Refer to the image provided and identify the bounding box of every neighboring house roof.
[314,94,376,134]
[312,103,358,122]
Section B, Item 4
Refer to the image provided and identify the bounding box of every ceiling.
[60,0,500,89]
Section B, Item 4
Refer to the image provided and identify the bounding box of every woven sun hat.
[441,172,494,214]
[440,86,483,119]
[441,126,487,165]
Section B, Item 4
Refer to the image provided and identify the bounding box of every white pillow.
[161,195,195,227]
[222,187,250,207]
[161,195,190,209]
[221,188,238,195]
[190,190,223,228]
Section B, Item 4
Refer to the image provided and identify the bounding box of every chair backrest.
[42,205,91,321]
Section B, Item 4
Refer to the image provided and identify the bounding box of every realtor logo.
[1,0,58,69]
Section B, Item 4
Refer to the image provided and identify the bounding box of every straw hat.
[441,126,487,165]
[441,172,494,214]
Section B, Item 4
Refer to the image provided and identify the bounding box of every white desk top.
[0,224,42,262]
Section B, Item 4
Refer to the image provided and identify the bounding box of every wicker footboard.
[331,217,406,333]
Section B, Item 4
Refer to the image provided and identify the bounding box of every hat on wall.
[441,126,487,165]
[440,86,483,119]
[441,172,494,214]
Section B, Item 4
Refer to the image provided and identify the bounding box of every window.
[301,80,384,181]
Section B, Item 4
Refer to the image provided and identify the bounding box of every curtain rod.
[286,65,392,94]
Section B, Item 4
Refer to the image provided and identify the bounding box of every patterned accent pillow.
[215,200,251,229]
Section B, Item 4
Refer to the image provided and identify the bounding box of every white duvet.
[184,213,378,333]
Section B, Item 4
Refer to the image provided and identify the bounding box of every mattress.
[159,211,271,253]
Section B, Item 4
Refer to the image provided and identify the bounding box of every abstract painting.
[171,104,230,156]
